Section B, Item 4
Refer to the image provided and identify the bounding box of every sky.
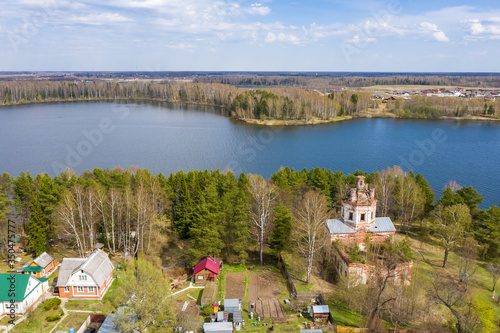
[0,0,500,72]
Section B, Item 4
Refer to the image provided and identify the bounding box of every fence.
[277,256,297,298]
[76,314,106,333]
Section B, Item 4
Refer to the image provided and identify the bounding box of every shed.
[233,310,243,331]
[311,304,330,323]
[300,330,323,333]
[224,298,241,314]
[203,322,233,333]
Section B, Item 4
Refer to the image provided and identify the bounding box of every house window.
[79,275,87,281]
[77,286,84,293]
[361,213,365,221]
[349,212,353,220]
[88,286,94,292]
[197,275,204,280]
[64,287,69,292]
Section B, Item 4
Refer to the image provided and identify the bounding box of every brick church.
[326,176,413,285]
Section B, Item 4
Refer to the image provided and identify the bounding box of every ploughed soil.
[174,300,200,318]
[247,272,286,321]
[225,273,245,300]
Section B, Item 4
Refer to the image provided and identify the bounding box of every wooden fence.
[277,256,297,299]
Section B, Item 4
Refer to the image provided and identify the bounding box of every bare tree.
[457,237,478,288]
[486,262,500,299]
[393,173,424,233]
[295,190,330,283]
[57,190,84,257]
[248,174,276,265]
[444,180,462,193]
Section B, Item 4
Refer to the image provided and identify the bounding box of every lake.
[0,101,499,208]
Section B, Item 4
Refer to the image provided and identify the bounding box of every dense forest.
[194,74,500,88]
[0,166,498,263]
[0,166,499,331]
[0,80,499,122]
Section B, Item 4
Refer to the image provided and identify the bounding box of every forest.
[0,80,499,122]
[0,166,499,331]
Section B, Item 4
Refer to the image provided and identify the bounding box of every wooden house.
[193,257,220,284]
[19,252,57,278]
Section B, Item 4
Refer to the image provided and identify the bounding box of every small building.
[203,321,233,333]
[19,252,57,278]
[233,310,243,331]
[56,249,114,298]
[311,305,330,323]
[300,330,323,333]
[193,257,221,284]
[223,298,241,314]
[0,274,49,316]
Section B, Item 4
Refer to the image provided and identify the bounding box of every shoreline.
[0,97,498,125]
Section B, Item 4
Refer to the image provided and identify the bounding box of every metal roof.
[312,305,330,314]
[233,310,243,323]
[370,217,396,233]
[326,219,355,234]
[57,249,114,287]
[300,330,323,333]
[224,298,240,307]
[0,274,45,302]
[33,252,55,268]
[203,322,233,331]
[23,266,43,272]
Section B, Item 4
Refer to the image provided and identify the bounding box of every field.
[225,272,245,299]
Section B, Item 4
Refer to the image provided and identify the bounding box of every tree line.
[1,80,498,123]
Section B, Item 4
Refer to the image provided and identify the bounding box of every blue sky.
[1,0,499,71]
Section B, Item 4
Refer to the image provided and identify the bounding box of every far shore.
[0,97,499,125]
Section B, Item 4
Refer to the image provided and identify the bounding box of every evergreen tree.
[36,174,60,238]
[26,195,48,256]
[188,184,223,261]
[416,173,435,214]
[174,172,192,238]
[269,203,292,260]
[14,171,33,226]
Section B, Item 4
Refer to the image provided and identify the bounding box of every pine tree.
[174,172,192,238]
[416,173,435,214]
[26,195,48,256]
[269,203,292,260]
[37,174,60,238]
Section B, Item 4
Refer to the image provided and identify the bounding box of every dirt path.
[225,273,245,299]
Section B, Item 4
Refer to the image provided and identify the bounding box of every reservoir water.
[0,101,499,208]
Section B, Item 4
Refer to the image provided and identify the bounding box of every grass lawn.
[0,315,19,325]
[9,300,64,333]
[55,312,89,332]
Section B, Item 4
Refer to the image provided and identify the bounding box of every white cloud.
[166,43,194,49]
[463,18,500,40]
[420,22,449,42]
[68,13,133,25]
[347,35,377,43]
[265,32,301,45]
[245,3,271,16]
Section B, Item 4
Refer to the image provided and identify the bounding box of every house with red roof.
[193,257,220,284]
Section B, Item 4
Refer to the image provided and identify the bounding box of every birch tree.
[432,204,471,267]
[248,174,276,265]
[295,190,330,283]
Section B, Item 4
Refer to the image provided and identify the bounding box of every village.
[0,176,424,333]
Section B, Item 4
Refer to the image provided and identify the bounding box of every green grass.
[9,300,64,333]
[55,312,89,332]
[0,315,19,325]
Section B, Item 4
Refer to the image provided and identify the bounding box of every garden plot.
[248,272,287,323]
[225,273,245,299]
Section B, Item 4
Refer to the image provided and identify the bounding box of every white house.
[0,273,49,316]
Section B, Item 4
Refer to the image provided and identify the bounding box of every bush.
[46,314,61,322]
[43,298,62,311]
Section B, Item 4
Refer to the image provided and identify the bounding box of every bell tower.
[340,176,377,231]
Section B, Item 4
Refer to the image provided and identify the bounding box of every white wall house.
[0,274,49,316]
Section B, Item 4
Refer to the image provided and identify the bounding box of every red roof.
[193,257,220,275]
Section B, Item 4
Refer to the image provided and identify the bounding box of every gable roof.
[56,249,114,287]
[0,274,45,302]
[193,257,220,275]
[33,252,55,268]
[23,266,43,272]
